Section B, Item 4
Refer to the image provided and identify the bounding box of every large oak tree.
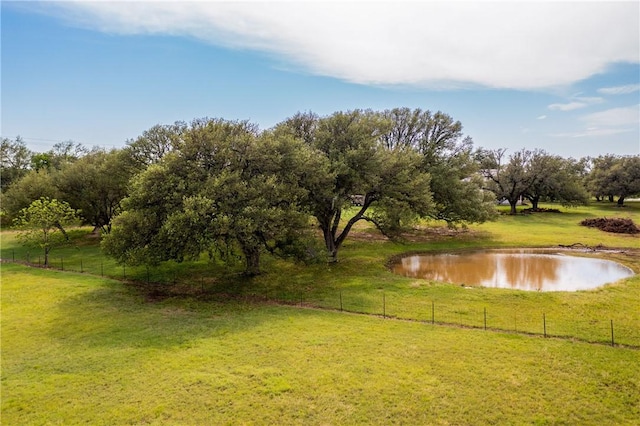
[103,118,320,275]
[278,109,433,262]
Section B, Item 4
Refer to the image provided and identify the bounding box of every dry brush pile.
[580,217,640,234]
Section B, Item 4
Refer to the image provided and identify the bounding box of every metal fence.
[3,254,639,349]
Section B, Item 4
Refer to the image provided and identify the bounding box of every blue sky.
[2,1,639,158]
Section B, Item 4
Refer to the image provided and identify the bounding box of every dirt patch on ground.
[347,226,482,243]
[580,217,640,235]
[522,208,562,214]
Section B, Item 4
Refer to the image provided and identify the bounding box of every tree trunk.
[323,227,338,263]
[55,223,70,241]
[509,200,518,215]
[617,196,625,207]
[531,196,540,210]
[241,246,261,276]
[44,246,50,267]
[608,195,614,202]
[318,196,374,263]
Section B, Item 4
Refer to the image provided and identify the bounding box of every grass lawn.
[2,263,639,425]
[1,201,639,424]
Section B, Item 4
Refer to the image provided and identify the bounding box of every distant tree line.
[2,108,639,274]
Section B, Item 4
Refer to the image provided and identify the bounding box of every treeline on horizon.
[2,108,639,274]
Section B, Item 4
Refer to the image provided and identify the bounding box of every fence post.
[123,265,126,279]
[543,313,547,338]
[484,307,487,330]
[80,259,83,273]
[382,292,386,318]
[339,291,343,311]
[610,320,615,347]
[432,301,435,324]
[12,249,15,261]
[61,258,64,271]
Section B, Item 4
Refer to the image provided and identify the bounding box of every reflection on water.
[392,250,634,291]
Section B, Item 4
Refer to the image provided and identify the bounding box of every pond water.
[391,249,635,292]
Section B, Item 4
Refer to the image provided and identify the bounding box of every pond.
[390,249,635,292]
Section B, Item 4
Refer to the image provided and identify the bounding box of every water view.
[391,250,635,291]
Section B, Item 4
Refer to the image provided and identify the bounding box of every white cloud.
[537,115,547,120]
[598,84,640,95]
[553,104,640,138]
[38,1,640,90]
[548,102,590,111]
[580,105,640,128]
[548,96,604,111]
[551,128,634,138]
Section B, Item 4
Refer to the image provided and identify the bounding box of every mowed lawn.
[2,263,639,425]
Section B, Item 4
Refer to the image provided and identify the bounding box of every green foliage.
[479,148,534,214]
[55,149,136,232]
[278,109,435,261]
[517,152,589,209]
[103,119,319,274]
[478,148,588,214]
[586,155,640,205]
[124,120,187,167]
[0,136,32,191]
[13,197,81,265]
[30,140,87,172]
[0,169,59,227]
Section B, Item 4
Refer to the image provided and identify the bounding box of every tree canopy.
[55,149,137,233]
[380,107,495,225]
[13,197,81,266]
[585,155,640,206]
[1,136,32,191]
[7,107,634,276]
[478,148,588,214]
[277,109,434,262]
[102,119,320,275]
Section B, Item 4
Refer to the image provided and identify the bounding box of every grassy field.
[2,201,639,424]
[2,263,640,425]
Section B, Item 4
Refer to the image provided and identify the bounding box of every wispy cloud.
[537,115,547,120]
[548,96,604,111]
[548,102,590,111]
[581,105,640,128]
[552,105,640,138]
[551,128,635,138]
[32,1,640,90]
[598,84,640,95]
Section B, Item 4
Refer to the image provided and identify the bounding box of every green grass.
[2,263,639,425]
[2,201,640,423]
[1,201,639,346]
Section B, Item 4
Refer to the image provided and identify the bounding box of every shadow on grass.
[41,272,273,351]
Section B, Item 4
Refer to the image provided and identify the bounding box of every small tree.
[13,197,81,266]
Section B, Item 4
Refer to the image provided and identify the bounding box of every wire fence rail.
[3,255,639,349]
